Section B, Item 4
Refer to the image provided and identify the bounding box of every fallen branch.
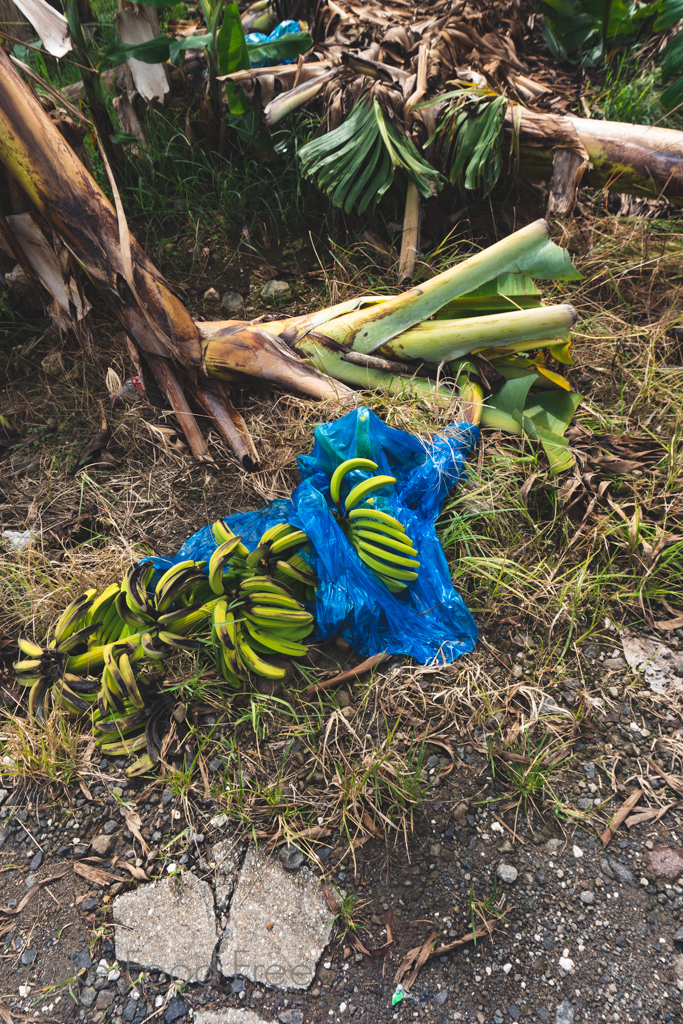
[600,788,643,847]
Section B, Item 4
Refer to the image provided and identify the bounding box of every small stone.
[41,350,65,376]
[76,950,92,970]
[583,643,601,660]
[673,925,683,951]
[123,998,138,1022]
[579,891,595,905]
[204,287,220,303]
[164,996,189,1022]
[558,956,574,973]
[607,857,635,886]
[278,1012,304,1024]
[555,1000,574,1024]
[91,833,117,858]
[79,987,97,1008]
[29,851,42,871]
[260,280,291,303]
[643,845,683,881]
[434,990,449,1005]
[572,845,583,859]
[546,839,563,854]
[103,820,118,835]
[95,988,115,1010]
[674,658,683,678]
[221,290,245,313]
[497,863,518,884]
[508,1006,521,1021]
[278,845,304,872]
[21,949,36,965]
[0,790,8,806]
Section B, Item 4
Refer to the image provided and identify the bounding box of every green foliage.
[431,90,508,196]
[542,0,683,112]
[298,95,443,215]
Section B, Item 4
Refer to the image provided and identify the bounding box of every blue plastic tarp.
[151,407,479,664]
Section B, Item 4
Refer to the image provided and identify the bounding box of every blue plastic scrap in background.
[153,407,479,665]
[246,20,303,66]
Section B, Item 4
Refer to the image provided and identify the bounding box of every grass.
[1,31,683,863]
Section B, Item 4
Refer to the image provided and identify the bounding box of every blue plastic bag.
[151,408,479,664]
[246,20,304,67]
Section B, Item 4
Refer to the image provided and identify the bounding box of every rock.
[204,287,220,303]
[113,871,217,982]
[452,801,469,821]
[75,949,92,970]
[193,1012,272,1024]
[556,1001,574,1024]
[103,820,118,835]
[278,845,304,872]
[572,845,583,859]
[260,280,291,303]
[578,891,595,905]
[123,998,138,1022]
[24,874,37,890]
[497,863,518,884]
[221,290,245,313]
[79,986,97,1008]
[604,657,627,671]
[218,847,335,990]
[213,837,245,913]
[583,643,602,660]
[673,925,683,951]
[0,790,8,805]
[21,949,36,965]
[95,988,115,1010]
[546,839,563,855]
[41,350,65,376]
[558,956,574,973]
[643,845,683,881]
[29,851,42,871]
[279,1012,304,1024]
[91,833,117,858]
[607,857,635,886]
[508,1006,521,1021]
[434,990,449,1005]
[164,996,189,1022]
[674,658,683,678]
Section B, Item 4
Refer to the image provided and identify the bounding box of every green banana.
[348,507,406,531]
[355,549,419,583]
[268,530,309,556]
[209,536,244,595]
[212,519,250,558]
[344,475,397,513]
[17,637,46,659]
[353,538,420,569]
[244,619,308,656]
[53,590,96,645]
[330,458,378,504]
[353,528,418,555]
[236,631,286,679]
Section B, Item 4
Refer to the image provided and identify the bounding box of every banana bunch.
[212,519,318,603]
[330,458,420,593]
[14,591,102,719]
[94,648,190,776]
[211,574,314,686]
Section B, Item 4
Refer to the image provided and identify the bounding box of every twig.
[600,788,643,847]
[305,653,388,696]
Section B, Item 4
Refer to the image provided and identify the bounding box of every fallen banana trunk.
[0,48,351,467]
[507,106,683,209]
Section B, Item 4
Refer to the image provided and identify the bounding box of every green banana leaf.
[217,3,250,115]
[487,374,582,475]
[435,273,544,319]
[298,96,443,215]
[245,30,312,65]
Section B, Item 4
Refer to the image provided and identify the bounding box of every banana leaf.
[487,374,582,475]
[298,96,442,215]
[434,273,544,319]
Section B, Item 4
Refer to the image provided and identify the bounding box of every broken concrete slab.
[194,1010,273,1024]
[212,836,245,913]
[218,848,335,990]
[113,871,217,982]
